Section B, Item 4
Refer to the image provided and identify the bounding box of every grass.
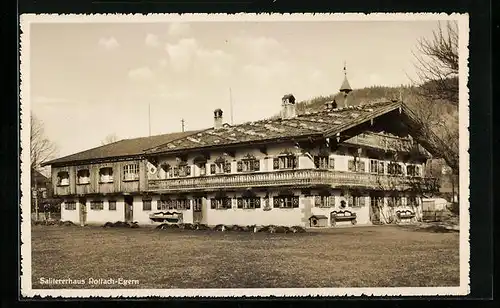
[31,225,459,289]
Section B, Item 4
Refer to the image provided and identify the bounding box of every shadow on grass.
[399,224,459,233]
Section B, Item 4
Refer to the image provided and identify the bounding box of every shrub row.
[102,221,140,228]
[156,223,306,233]
[32,220,75,226]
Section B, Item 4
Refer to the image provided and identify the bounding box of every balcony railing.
[147,169,436,192]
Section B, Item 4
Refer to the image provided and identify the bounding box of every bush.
[156,223,180,230]
[193,223,210,230]
[290,226,306,233]
[179,223,195,230]
[213,224,226,231]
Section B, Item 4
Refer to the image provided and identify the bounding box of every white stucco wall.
[85,197,124,224]
[60,201,79,223]
[133,195,194,225]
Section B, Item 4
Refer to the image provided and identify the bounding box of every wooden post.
[34,179,38,221]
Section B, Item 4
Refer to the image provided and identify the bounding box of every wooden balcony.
[147,169,436,193]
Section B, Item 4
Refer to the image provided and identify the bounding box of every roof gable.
[146,100,403,155]
[43,130,200,166]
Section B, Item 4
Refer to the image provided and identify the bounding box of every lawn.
[30,225,460,289]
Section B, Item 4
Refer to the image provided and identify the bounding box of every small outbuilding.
[309,215,328,227]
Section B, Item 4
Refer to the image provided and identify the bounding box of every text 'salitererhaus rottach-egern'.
[42,73,440,228]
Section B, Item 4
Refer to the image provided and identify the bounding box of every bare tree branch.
[101,133,120,146]
[31,113,58,173]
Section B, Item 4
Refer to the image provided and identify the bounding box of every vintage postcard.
[20,13,470,298]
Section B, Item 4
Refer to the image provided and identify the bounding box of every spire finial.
[344,61,347,76]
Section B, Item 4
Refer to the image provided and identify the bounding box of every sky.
[29,18,442,158]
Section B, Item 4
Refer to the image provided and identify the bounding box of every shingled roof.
[145,100,402,155]
[42,131,199,166]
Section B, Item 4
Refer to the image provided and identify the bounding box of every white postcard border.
[19,12,471,298]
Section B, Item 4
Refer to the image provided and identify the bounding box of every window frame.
[99,167,114,183]
[76,169,91,185]
[273,196,300,209]
[108,200,117,211]
[123,163,139,181]
[57,171,70,186]
[90,200,104,210]
[64,201,76,210]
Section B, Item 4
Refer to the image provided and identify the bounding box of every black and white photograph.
[20,13,470,297]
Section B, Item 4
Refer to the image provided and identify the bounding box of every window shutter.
[378,162,385,174]
[292,156,298,169]
[255,198,261,208]
[185,165,191,176]
[157,200,161,210]
[314,196,321,207]
[173,167,179,177]
[210,199,216,209]
[416,165,421,176]
[348,160,355,171]
[210,163,216,174]
[292,196,300,208]
[359,161,366,172]
[329,157,335,169]
[253,160,260,171]
[224,198,231,209]
[329,196,335,207]
[314,156,320,168]
[359,197,365,207]
[237,198,243,209]
[237,161,243,172]
[273,197,280,208]
[186,200,191,210]
[348,196,354,207]
[273,158,279,170]
[224,162,232,173]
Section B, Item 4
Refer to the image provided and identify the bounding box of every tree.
[101,133,120,145]
[30,113,57,173]
[408,21,460,174]
[412,21,459,104]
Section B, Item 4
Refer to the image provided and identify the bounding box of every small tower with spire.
[339,61,352,106]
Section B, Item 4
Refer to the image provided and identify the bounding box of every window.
[90,200,104,210]
[370,160,385,174]
[77,169,90,184]
[210,159,231,174]
[157,198,190,210]
[193,198,202,212]
[108,200,116,211]
[64,201,76,210]
[99,167,114,183]
[236,197,261,209]
[348,159,366,172]
[314,195,335,208]
[197,163,206,176]
[210,197,232,210]
[123,163,139,181]
[407,164,421,177]
[273,196,300,208]
[273,155,298,170]
[57,171,70,186]
[387,163,403,175]
[314,156,335,169]
[388,196,402,207]
[172,164,191,177]
[174,199,190,210]
[407,197,418,207]
[143,198,152,211]
[348,195,365,207]
[237,155,260,172]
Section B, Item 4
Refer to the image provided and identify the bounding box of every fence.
[422,210,448,222]
[31,212,61,222]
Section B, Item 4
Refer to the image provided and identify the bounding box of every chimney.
[214,108,223,129]
[281,94,297,119]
